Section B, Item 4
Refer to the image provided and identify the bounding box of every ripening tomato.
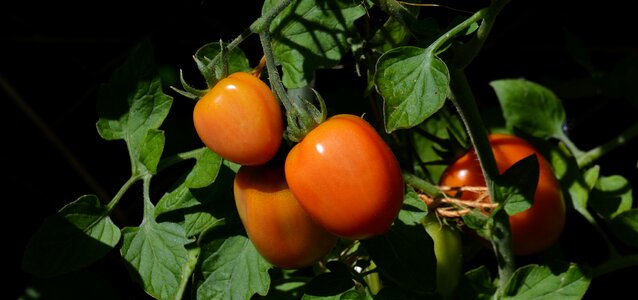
[234,163,337,269]
[193,72,283,166]
[285,114,404,240]
[439,133,566,255]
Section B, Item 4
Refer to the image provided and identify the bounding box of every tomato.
[439,133,566,255]
[193,72,283,166]
[234,163,337,269]
[284,114,404,240]
[422,213,462,299]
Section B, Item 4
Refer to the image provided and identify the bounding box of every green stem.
[141,174,155,223]
[106,175,142,212]
[207,0,294,74]
[577,122,638,168]
[556,130,585,158]
[452,0,511,69]
[259,26,318,142]
[593,254,638,278]
[448,68,515,289]
[429,7,488,53]
[403,172,444,199]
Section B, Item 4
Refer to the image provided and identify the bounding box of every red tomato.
[193,72,283,166]
[285,114,404,240]
[439,133,566,255]
[234,163,337,269]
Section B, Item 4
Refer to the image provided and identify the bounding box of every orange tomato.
[193,72,282,166]
[439,133,566,255]
[234,163,337,269]
[285,114,404,240]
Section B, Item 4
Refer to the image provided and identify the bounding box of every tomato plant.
[15,0,638,299]
[193,71,283,166]
[285,114,404,240]
[439,133,566,255]
[234,162,337,269]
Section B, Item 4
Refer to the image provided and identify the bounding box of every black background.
[4,0,637,299]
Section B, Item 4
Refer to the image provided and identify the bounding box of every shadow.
[21,196,120,279]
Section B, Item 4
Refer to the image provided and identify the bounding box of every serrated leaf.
[96,40,173,176]
[398,187,428,225]
[495,154,539,215]
[491,79,566,139]
[22,195,120,277]
[264,0,366,88]
[589,175,633,220]
[502,262,591,300]
[609,209,638,248]
[196,228,271,300]
[185,148,222,189]
[120,220,191,300]
[194,42,251,87]
[375,46,449,132]
[360,222,436,294]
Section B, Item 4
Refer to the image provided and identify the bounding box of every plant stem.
[574,206,620,258]
[207,0,294,74]
[577,122,638,168]
[448,68,515,289]
[453,0,511,69]
[106,175,142,213]
[142,174,155,223]
[403,172,444,198]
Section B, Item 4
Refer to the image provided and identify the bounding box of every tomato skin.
[193,72,283,166]
[234,163,337,269]
[284,114,404,240]
[439,133,566,256]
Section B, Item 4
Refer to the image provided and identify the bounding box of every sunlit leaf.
[375,46,449,132]
[491,79,565,139]
[264,0,367,88]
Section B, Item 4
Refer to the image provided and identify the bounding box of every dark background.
[4,0,637,299]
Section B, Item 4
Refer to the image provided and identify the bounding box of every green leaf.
[458,265,497,300]
[139,129,165,174]
[120,220,192,300]
[264,0,366,88]
[494,154,539,215]
[156,166,237,237]
[96,40,173,176]
[609,209,638,248]
[412,107,467,181]
[375,46,449,132]
[22,195,120,277]
[360,222,436,294]
[398,187,428,225]
[185,148,223,189]
[193,41,251,88]
[502,262,591,300]
[547,142,598,212]
[491,79,566,139]
[196,227,271,300]
[589,175,633,220]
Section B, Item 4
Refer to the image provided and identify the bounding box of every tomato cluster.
[439,133,566,255]
[194,72,405,268]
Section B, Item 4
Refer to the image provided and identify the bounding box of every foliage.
[19,0,638,299]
